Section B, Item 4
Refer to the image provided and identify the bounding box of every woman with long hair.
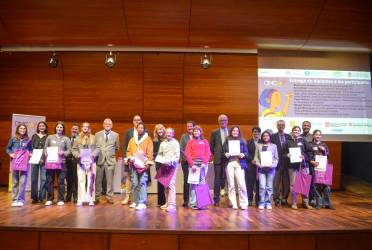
[253,130,279,209]
[6,123,32,207]
[44,121,71,206]
[153,124,167,207]
[71,122,100,206]
[30,121,48,203]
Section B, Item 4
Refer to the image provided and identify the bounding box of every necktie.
[105,132,109,142]
[280,133,285,145]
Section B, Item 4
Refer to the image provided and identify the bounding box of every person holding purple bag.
[44,121,71,206]
[71,122,100,206]
[309,130,334,210]
[6,123,32,207]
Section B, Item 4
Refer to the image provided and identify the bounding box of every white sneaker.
[129,202,137,208]
[17,201,24,207]
[76,202,83,206]
[45,201,53,206]
[232,205,238,210]
[89,201,94,206]
[135,204,147,210]
[57,201,64,206]
[166,206,176,212]
[266,204,273,210]
[11,201,18,207]
[240,206,248,210]
[258,204,265,210]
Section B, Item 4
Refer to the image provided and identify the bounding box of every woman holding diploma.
[309,130,333,210]
[153,124,167,207]
[6,123,32,207]
[253,131,278,209]
[223,126,249,210]
[185,125,211,210]
[284,126,312,209]
[126,122,153,210]
[71,122,100,206]
[44,122,71,206]
[30,121,48,204]
[156,127,180,211]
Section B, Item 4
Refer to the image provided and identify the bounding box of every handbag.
[195,183,213,208]
[292,171,312,195]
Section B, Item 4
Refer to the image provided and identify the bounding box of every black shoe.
[274,199,280,207]
[94,199,100,205]
[248,201,253,207]
[214,202,220,207]
[182,203,188,208]
[325,205,335,210]
[31,200,39,204]
[73,199,78,203]
[281,199,288,206]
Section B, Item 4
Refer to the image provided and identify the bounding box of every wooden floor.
[1,188,372,234]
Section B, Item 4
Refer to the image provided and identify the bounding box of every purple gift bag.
[292,171,312,195]
[11,150,29,172]
[195,183,213,208]
[155,165,176,187]
[314,164,333,186]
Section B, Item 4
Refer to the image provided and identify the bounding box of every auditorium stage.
[1,186,372,250]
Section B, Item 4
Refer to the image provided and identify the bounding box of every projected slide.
[258,69,372,135]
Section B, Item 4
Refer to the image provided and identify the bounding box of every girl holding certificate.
[284,126,313,209]
[6,123,32,207]
[185,125,211,210]
[309,130,333,210]
[222,126,249,210]
[126,122,154,210]
[156,127,180,211]
[71,122,100,206]
[30,121,48,204]
[253,131,279,209]
[44,122,71,206]
[153,124,166,207]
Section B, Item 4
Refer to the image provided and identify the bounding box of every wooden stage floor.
[1,188,372,234]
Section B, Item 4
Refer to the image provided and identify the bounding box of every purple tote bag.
[292,171,312,195]
[195,183,213,208]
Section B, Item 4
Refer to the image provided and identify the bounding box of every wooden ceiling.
[0,0,371,51]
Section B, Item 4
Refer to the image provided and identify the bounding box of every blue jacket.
[6,137,32,155]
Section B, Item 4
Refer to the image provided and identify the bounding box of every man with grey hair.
[210,114,229,206]
[95,118,120,204]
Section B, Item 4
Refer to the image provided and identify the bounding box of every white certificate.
[289,147,302,163]
[228,140,240,156]
[132,151,148,168]
[155,154,168,164]
[29,149,43,164]
[187,167,201,184]
[46,147,59,163]
[260,151,273,167]
[315,155,327,172]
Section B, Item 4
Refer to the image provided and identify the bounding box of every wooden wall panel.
[143,53,184,123]
[180,235,249,250]
[125,0,190,46]
[0,53,64,121]
[40,232,108,250]
[184,54,258,125]
[249,234,316,250]
[63,53,143,122]
[316,233,371,250]
[110,234,178,250]
[1,230,39,250]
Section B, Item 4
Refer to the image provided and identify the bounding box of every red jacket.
[185,139,211,166]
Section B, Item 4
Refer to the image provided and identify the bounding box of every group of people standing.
[6,115,333,211]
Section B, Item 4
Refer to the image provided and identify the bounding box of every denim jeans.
[190,166,208,207]
[258,167,276,206]
[131,171,148,205]
[314,184,331,207]
[12,170,28,202]
[31,163,46,201]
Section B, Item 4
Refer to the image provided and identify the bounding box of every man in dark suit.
[271,120,292,206]
[65,123,79,203]
[246,126,261,206]
[210,114,229,206]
